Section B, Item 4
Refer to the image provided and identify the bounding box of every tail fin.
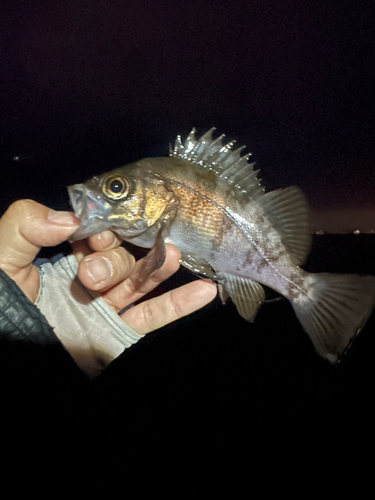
[292,273,375,363]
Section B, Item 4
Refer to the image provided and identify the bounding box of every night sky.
[1,0,374,228]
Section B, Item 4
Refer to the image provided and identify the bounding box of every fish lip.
[68,184,108,220]
[67,183,112,241]
[67,184,86,219]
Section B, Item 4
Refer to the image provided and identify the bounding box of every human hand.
[0,200,217,335]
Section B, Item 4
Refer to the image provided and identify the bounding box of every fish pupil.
[110,180,123,193]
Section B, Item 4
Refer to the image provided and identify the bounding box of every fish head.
[68,161,176,242]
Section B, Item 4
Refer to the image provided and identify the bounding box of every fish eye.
[102,175,129,199]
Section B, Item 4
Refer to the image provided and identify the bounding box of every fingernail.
[84,257,113,284]
[48,210,80,226]
[97,230,115,247]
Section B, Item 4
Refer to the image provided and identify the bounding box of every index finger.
[0,200,79,273]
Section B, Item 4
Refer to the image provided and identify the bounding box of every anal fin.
[218,273,265,321]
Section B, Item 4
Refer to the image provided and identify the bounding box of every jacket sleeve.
[0,267,91,463]
[0,266,88,385]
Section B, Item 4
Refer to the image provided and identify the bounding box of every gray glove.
[35,254,142,378]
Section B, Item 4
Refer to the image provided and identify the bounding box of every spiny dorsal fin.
[258,186,312,265]
[169,128,265,201]
[218,272,265,322]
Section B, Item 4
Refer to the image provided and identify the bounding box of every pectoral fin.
[218,273,265,321]
[131,223,167,286]
[131,196,179,285]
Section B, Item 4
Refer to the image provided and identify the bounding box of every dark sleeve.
[0,268,89,458]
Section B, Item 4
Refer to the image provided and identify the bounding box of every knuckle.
[5,199,36,218]
[90,230,119,251]
[101,247,135,284]
[115,247,135,271]
[168,290,183,319]
[142,300,156,331]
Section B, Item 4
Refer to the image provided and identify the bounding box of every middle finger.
[77,246,136,292]
[100,244,181,312]
[87,230,123,252]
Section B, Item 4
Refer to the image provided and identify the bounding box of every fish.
[68,127,375,363]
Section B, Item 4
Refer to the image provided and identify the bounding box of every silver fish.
[68,128,375,363]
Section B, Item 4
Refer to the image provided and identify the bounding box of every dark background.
[1,1,375,216]
[1,0,374,479]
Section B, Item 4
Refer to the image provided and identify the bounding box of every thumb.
[0,199,80,274]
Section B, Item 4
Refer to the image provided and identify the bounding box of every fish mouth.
[68,184,104,219]
[67,183,112,241]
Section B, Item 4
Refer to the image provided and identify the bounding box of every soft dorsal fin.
[258,186,312,265]
[169,128,265,201]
